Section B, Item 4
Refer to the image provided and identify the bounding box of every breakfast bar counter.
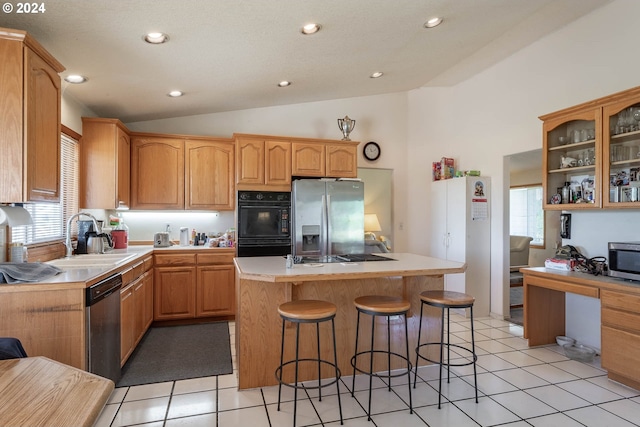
[234,253,466,389]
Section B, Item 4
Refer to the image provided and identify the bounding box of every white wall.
[61,90,96,133]
[407,0,640,348]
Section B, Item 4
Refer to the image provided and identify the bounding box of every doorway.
[505,149,559,324]
[358,168,393,249]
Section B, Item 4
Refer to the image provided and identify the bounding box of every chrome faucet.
[65,212,101,257]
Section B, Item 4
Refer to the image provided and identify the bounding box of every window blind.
[11,133,79,243]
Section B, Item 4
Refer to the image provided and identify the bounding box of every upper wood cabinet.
[131,133,235,210]
[235,135,291,191]
[80,117,130,209]
[292,142,325,176]
[540,86,640,210]
[0,28,65,203]
[131,135,185,209]
[292,141,359,178]
[236,134,359,189]
[185,140,235,210]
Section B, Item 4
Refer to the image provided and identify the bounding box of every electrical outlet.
[399,222,404,231]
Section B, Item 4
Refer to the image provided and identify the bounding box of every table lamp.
[364,213,381,240]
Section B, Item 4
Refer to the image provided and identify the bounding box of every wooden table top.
[0,356,114,427]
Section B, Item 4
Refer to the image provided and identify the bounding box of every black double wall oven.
[237,191,291,257]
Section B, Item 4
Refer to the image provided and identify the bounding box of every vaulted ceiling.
[0,0,611,122]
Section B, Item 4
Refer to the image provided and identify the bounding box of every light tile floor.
[94,316,640,427]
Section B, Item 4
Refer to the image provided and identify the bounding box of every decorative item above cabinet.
[0,27,65,203]
[540,85,640,210]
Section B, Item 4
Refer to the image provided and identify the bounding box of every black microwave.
[608,242,640,281]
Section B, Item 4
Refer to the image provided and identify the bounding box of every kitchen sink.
[47,253,137,268]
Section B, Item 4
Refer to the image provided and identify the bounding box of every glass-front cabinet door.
[542,108,601,210]
[603,96,640,208]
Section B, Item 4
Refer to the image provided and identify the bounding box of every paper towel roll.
[0,206,33,226]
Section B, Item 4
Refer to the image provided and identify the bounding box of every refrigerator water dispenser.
[302,225,320,252]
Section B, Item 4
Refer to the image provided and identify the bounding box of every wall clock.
[363,141,381,161]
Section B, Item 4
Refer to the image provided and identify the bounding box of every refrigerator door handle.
[321,194,328,256]
[324,194,331,255]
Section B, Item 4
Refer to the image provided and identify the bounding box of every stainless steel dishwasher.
[86,273,122,383]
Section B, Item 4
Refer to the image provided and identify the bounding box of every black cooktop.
[295,254,396,264]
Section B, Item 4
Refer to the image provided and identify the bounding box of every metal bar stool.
[350,295,413,421]
[414,290,478,409]
[275,299,343,427]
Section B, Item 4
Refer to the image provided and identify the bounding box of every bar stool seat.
[275,299,343,427]
[351,295,413,420]
[414,290,478,409]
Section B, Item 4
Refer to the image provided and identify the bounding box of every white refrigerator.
[430,176,491,316]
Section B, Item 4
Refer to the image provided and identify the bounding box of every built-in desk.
[522,267,640,390]
[0,356,114,427]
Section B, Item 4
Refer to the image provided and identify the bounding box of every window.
[510,184,544,248]
[11,133,79,243]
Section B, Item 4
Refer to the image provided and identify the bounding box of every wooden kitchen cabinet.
[80,117,131,209]
[120,257,154,365]
[602,89,640,208]
[196,252,236,317]
[292,140,359,178]
[120,281,135,364]
[601,289,640,390]
[235,135,291,190]
[131,136,185,209]
[185,140,235,210]
[154,266,197,320]
[326,144,358,177]
[292,142,325,176]
[154,251,235,320]
[0,28,65,203]
[540,106,601,210]
[540,85,640,210]
[131,133,235,210]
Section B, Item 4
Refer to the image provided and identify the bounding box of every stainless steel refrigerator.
[292,179,364,257]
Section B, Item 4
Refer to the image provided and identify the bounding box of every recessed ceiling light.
[144,32,169,44]
[167,90,183,97]
[64,75,87,84]
[301,23,321,35]
[370,72,384,79]
[424,17,443,28]
[277,81,291,87]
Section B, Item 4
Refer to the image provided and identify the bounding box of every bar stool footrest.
[275,359,341,391]
[415,342,477,368]
[350,350,413,379]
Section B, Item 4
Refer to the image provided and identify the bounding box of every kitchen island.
[234,253,466,389]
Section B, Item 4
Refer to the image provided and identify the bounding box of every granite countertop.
[234,252,466,283]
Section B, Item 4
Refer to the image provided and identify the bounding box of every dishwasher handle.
[86,274,122,306]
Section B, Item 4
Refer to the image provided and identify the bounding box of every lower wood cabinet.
[196,265,235,316]
[120,256,154,366]
[154,251,235,321]
[601,289,640,390]
[154,265,197,320]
